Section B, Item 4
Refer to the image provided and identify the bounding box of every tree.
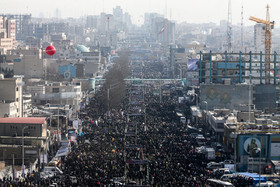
[99,53,130,111]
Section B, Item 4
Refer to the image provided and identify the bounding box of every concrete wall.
[0,123,43,137]
[84,63,99,77]
[0,78,16,101]
[13,56,44,78]
[200,84,277,111]
[254,85,277,110]
[200,84,251,110]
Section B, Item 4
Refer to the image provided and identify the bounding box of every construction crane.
[249,5,275,84]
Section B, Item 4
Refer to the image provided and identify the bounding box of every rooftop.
[0,117,46,124]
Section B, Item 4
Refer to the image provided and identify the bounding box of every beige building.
[0,17,16,54]
[0,37,14,53]
[0,117,48,166]
[82,51,102,77]
[13,55,45,79]
[6,48,46,79]
[0,74,23,117]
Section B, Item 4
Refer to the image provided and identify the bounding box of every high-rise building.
[0,14,32,40]
[99,13,114,33]
[113,6,123,23]
[254,24,265,53]
[55,8,62,19]
[156,18,175,45]
[0,16,16,53]
[86,15,98,28]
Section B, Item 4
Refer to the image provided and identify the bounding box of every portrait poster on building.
[238,134,268,158]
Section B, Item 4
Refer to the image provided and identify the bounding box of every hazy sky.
[1,0,279,26]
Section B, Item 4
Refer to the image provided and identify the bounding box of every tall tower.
[227,0,232,52]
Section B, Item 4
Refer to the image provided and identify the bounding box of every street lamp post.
[202,101,208,127]
[194,93,199,124]
[22,126,29,177]
[194,93,198,107]
[234,125,237,175]
[107,82,121,110]
[202,100,208,113]
[55,107,60,143]
[107,88,110,110]
[258,147,261,186]
[202,101,208,111]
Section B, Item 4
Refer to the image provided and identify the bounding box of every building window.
[52,88,59,93]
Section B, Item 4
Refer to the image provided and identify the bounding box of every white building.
[27,82,82,117]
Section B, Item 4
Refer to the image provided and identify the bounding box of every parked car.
[189,133,198,139]
[196,136,206,146]
[206,162,223,170]
[44,166,63,175]
[40,171,55,179]
[220,174,234,182]
[223,160,234,165]
[213,168,231,176]
[47,158,61,167]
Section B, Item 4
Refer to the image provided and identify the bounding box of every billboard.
[188,59,198,71]
[270,135,280,160]
[238,135,268,158]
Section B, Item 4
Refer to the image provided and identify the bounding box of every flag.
[158,26,165,35]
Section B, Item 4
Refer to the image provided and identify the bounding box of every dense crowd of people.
[0,56,257,187]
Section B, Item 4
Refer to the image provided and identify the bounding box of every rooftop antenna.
[103,0,105,13]
[227,0,232,52]
[241,5,244,52]
[164,0,167,19]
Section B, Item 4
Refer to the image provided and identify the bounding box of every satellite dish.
[64,71,71,79]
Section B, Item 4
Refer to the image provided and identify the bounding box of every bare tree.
[99,53,130,111]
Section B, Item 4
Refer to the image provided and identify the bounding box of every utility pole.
[22,126,29,177]
[58,107,60,142]
[12,154,15,180]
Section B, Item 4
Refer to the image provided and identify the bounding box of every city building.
[0,16,16,54]
[7,48,46,79]
[86,15,98,29]
[198,51,279,85]
[254,24,265,53]
[27,81,82,118]
[0,117,48,168]
[0,74,23,117]
[0,14,31,41]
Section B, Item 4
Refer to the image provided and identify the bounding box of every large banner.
[188,59,198,71]
[238,135,268,158]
